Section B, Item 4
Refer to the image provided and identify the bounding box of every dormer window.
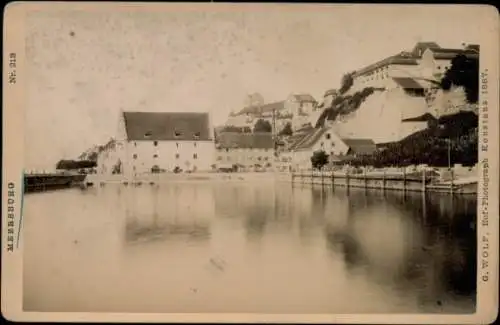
[144,131,152,139]
[194,132,201,139]
[174,131,182,138]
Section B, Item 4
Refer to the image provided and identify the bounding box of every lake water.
[23,180,476,314]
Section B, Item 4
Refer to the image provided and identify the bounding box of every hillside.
[316,87,430,144]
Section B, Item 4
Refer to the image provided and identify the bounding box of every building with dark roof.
[98,111,215,175]
[214,132,275,170]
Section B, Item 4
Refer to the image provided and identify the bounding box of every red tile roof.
[123,112,211,141]
[393,77,425,89]
[291,94,317,103]
[290,127,329,151]
[342,138,377,155]
[215,132,274,149]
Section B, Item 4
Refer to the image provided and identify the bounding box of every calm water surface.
[23,180,476,314]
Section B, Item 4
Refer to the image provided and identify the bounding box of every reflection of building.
[123,185,215,244]
[98,111,215,175]
[351,42,479,93]
[215,132,275,169]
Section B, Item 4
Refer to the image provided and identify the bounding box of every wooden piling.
[382,170,386,191]
[403,168,406,193]
[363,168,367,190]
[346,169,350,189]
[422,169,426,193]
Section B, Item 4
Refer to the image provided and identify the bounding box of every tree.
[339,71,355,95]
[440,53,479,103]
[253,119,272,133]
[56,159,97,170]
[310,150,329,170]
[279,122,293,136]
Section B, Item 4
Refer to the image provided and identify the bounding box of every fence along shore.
[290,169,477,195]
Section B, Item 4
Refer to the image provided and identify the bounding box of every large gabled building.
[97,111,215,175]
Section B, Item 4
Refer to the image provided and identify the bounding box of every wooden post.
[382,169,386,191]
[321,169,324,187]
[346,169,350,189]
[364,168,367,190]
[403,168,406,193]
[331,169,335,190]
[311,168,314,185]
[422,168,426,193]
[450,168,454,195]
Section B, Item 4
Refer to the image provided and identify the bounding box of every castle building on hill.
[350,42,479,93]
[225,93,319,132]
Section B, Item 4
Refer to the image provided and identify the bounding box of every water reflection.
[24,181,476,314]
[123,184,213,245]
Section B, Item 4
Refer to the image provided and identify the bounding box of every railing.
[290,168,472,194]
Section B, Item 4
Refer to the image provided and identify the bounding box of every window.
[264,157,268,161]
[174,131,182,137]
[226,148,229,152]
[331,142,335,147]
[257,157,262,161]
[133,154,137,159]
[134,142,137,147]
[176,142,179,148]
[193,153,198,159]
[175,154,180,159]
[217,156,222,161]
[321,142,324,147]
[153,154,158,158]
[144,131,152,138]
[153,141,158,146]
[326,133,331,140]
[194,132,200,139]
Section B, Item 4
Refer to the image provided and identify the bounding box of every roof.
[324,89,338,97]
[402,113,437,123]
[123,112,211,141]
[237,101,286,115]
[411,42,441,55]
[291,127,329,151]
[291,94,317,103]
[353,42,478,77]
[430,48,479,60]
[353,54,419,77]
[341,138,377,155]
[215,132,274,149]
[393,77,425,89]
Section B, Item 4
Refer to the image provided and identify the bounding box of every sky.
[24,4,490,170]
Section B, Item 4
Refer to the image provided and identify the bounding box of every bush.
[311,150,329,170]
[253,119,272,133]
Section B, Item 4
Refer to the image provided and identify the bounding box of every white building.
[350,42,479,93]
[215,132,275,170]
[282,126,376,171]
[97,111,215,175]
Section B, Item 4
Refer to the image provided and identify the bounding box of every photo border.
[2,2,498,323]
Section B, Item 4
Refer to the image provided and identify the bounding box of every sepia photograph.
[2,2,498,323]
